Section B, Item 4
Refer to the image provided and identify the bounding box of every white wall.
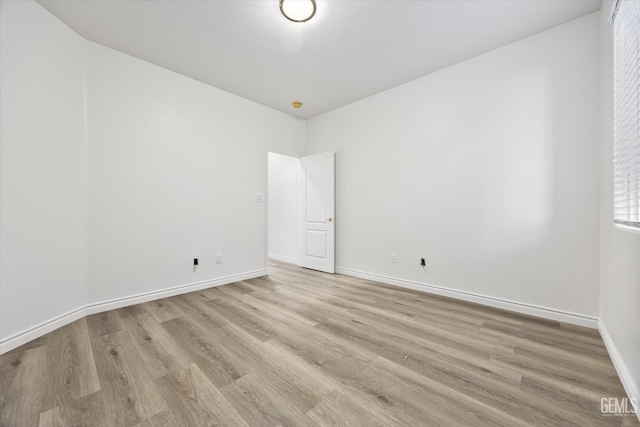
[268,152,300,264]
[0,1,88,341]
[86,43,305,304]
[0,0,305,353]
[306,13,601,324]
[598,0,640,410]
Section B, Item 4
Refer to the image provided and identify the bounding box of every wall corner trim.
[335,267,598,328]
[0,269,266,355]
[599,320,640,422]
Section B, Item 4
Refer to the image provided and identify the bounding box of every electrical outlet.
[193,258,198,266]
[391,253,397,263]
[216,253,223,264]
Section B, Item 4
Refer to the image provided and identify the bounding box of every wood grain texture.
[85,310,122,338]
[41,318,101,410]
[0,346,48,427]
[156,364,248,427]
[131,410,177,427]
[141,297,183,323]
[0,260,637,426]
[90,331,166,426]
[38,391,106,427]
[119,313,192,380]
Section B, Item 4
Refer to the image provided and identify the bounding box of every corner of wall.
[597,3,640,419]
[599,320,640,422]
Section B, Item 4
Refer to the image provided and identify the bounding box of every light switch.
[256,194,264,203]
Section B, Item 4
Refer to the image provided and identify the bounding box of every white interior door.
[300,151,335,273]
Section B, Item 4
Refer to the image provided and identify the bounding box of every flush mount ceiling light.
[292,101,303,109]
[280,0,316,23]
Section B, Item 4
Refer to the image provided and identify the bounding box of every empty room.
[1,0,639,425]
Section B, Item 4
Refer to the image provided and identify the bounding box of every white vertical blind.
[613,0,640,228]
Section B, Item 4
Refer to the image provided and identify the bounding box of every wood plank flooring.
[1,260,637,426]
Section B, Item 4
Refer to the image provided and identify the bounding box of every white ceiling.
[38,0,602,119]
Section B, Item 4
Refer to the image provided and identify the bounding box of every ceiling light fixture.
[292,101,303,108]
[280,0,316,23]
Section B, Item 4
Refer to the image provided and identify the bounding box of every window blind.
[613,0,640,228]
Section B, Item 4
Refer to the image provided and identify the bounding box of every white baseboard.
[268,254,299,265]
[0,305,91,356]
[599,321,640,422]
[335,267,598,328]
[0,270,265,355]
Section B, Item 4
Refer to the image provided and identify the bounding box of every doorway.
[267,151,336,274]
[267,152,301,267]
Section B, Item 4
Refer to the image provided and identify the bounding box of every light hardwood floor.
[1,260,637,426]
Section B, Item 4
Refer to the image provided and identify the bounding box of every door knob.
[328,216,333,222]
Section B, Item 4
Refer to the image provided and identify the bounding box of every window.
[613,0,640,228]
